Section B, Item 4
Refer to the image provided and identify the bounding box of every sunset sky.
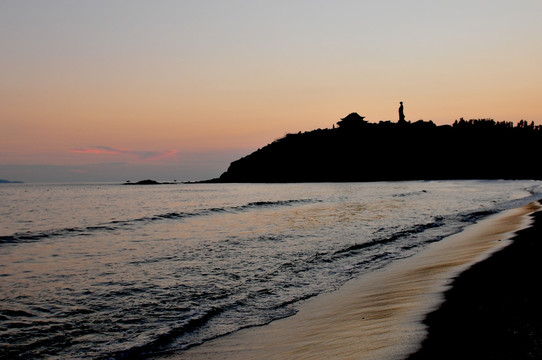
[1,1,541,182]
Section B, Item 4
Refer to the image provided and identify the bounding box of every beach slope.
[171,202,540,360]
[408,204,542,359]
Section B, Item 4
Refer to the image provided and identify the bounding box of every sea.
[1,180,541,359]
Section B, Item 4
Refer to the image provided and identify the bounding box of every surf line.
[175,202,540,360]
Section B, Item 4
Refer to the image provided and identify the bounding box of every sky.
[1,0,541,182]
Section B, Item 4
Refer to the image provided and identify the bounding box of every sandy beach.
[408,203,542,359]
[168,201,541,360]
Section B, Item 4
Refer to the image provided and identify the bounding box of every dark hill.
[212,114,542,183]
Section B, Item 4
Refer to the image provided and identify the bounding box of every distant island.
[0,179,24,184]
[123,179,178,185]
[207,112,542,183]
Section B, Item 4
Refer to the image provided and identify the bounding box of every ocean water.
[1,181,541,359]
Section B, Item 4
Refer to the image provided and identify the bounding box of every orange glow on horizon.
[1,1,541,181]
[70,147,179,162]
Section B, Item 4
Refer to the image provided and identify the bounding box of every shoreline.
[168,202,540,360]
[408,202,542,359]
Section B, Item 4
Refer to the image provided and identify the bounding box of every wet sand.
[169,202,540,360]
[408,204,542,360]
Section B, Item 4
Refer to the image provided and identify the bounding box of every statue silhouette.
[399,101,405,123]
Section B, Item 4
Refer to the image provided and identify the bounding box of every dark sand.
[408,204,542,360]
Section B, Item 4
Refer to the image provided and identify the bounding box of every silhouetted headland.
[207,112,542,183]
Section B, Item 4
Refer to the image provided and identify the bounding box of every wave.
[298,206,499,268]
[100,216,454,359]
[459,209,496,223]
[0,199,319,245]
[106,307,225,360]
[3,205,502,359]
[333,217,446,259]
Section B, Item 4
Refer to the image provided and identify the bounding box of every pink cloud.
[71,147,123,155]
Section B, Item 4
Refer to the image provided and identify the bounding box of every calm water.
[1,181,541,359]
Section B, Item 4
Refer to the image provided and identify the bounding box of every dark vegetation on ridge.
[210,113,542,182]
